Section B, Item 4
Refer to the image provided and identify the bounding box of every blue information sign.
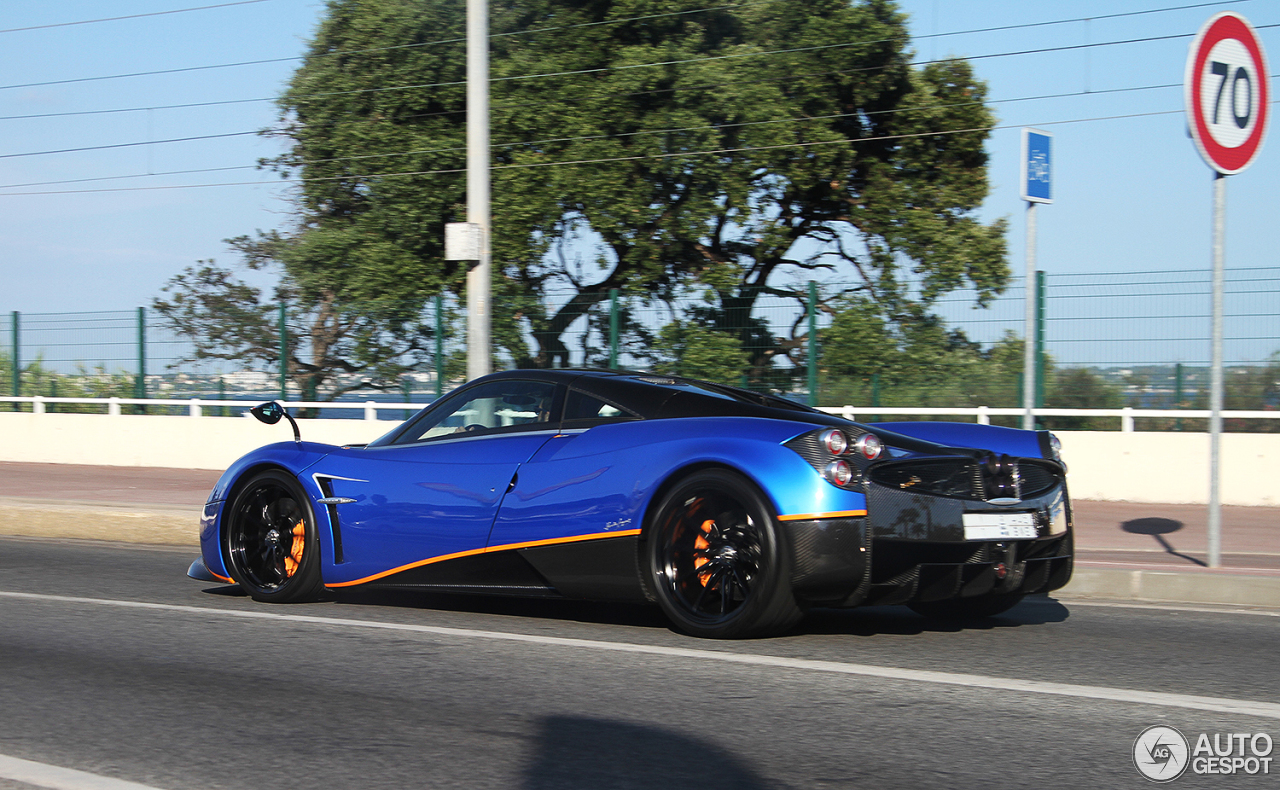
[1021,128,1053,203]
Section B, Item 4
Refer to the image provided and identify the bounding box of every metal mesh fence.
[4,267,1279,424]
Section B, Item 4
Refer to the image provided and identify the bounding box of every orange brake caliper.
[694,519,714,586]
[284,520,305,577]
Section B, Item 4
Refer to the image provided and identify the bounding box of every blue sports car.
[189,369,1073,638]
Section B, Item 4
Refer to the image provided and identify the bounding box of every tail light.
[819,429,848,455]
[823,459,854,486]
[853,434,882,460]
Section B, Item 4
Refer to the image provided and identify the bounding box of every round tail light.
[823,459,854,486]
[854,434,882,460]
[819,429,848,455]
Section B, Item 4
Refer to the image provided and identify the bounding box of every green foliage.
[4,356,137,413]
[1043,367,1123,431]
[818,300,1020,415]
[166,0,1009,381]
[153,260,444,399]
[652,322,749,384]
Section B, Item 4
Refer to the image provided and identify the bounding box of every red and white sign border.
[1184,11,1270,175]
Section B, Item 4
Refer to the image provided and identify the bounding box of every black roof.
[480,368,849,426]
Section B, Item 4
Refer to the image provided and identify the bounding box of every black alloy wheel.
[646,470,802,639]
[224,469,323,603]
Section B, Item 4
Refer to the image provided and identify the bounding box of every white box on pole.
[445,222,484,261]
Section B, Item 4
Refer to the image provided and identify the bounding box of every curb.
[0,498,200,547]
[1062,566,1280,608]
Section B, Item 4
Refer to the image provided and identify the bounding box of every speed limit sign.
[1185,12,1270,174]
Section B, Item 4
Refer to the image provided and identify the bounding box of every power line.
[0,2,1262,96]
[492,24,1280,87]
[4,103,1260,197]
[0,96,280,122]
[0,2,773,94]
[0,131,260,161]
[22,22,1228,109]
[13,64,1280,184]
[0,76,1200,181]
[0,0,272,34]
[907,0,1248,43]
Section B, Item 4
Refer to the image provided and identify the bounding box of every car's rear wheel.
[646,470,802,639]
[223,469,323,603]
[908,591,1025,620]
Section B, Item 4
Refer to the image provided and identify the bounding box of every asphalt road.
[1,536,1277,790]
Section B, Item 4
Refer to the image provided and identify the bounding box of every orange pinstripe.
[777,510,867,521]
[324,528,644,588]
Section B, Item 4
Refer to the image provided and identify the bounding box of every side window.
[394,380,557,444]
[564,389,639,422]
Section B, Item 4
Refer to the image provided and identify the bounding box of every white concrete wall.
[0,412,395,472]
[1055,430,1280,507]
[1,414,1277,506]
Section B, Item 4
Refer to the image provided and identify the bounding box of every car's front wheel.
[645,470,802,639]
[223,469,323,603]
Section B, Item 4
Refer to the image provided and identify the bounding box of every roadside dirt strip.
[0,498,198,546]
[0,462,217,546]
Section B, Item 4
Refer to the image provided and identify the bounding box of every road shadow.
[201,584,1071,639]
[1121,517,1206,567]
[520,715,785,790]
[798,596,1071,637]
[327,586,672,630]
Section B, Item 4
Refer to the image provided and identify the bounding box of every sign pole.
[1184,11,1269,568]
[1023,202,1037,430]
[1019,127,1052,431]
[1208,173,1225,567]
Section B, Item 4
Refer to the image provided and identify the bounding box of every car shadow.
[1121,516,1207,567]
[199,585,1070,638]
[519,715,786,790]
[327,586,673,631]
[796,595,1071,637]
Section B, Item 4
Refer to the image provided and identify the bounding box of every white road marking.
[1055,598,1280,617]
[0,754,167,790]
[4,590,1279,721]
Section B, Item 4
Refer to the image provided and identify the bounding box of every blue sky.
[0,0,1276,332]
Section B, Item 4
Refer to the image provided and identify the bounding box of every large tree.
[158,0,1007,391]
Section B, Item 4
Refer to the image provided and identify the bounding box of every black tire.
[223,469,323,603]
[645,469,802,639]
[908,592,1025,621]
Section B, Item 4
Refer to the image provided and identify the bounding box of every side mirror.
[248,401,301,443]
[250,401,284,425]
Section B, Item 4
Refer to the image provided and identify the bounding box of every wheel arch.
[637,461,774,543]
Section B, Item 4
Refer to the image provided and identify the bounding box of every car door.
[314,379,562,586]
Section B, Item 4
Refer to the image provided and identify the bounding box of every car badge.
[987,497,1022,505]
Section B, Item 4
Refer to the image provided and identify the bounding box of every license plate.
[963,512,1037,540]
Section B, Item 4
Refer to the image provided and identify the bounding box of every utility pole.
[465,0,491,380]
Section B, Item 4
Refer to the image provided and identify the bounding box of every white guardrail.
[0,396,417,421]
[817,406,1280,432]
[0,396,1278,431]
